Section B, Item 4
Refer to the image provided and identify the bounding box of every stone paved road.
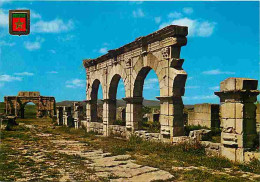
[51,139,174,182]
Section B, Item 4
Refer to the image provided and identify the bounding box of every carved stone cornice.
[83,25,188,68]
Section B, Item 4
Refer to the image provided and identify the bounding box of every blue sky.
[0,1,259,104]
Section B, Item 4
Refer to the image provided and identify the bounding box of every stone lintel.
[215,90,260,98]
[122,97,143,104]
[83,25,188,68]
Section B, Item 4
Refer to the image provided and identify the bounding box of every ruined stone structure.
[73,102,84,129]
[83,25,188,141]
[4,92,55,118]
[215,78,260,162]
[188,104,220,128]
[116,107,126,123]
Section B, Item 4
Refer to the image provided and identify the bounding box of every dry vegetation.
[0,105,260,181]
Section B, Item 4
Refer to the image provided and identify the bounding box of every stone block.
[220,78,258,92]
[221,146,236,161]
[220,103,243,119]
[194,104,211,113]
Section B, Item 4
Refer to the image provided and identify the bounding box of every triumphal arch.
[83,25,188,141]
[4,91,56,118]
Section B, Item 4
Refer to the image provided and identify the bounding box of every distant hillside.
[56,99,160,107]
[56,100,195,109]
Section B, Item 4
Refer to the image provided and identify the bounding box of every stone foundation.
[108,125,127,137]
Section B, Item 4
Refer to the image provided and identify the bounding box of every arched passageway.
[134,68,160,132]
[22,102,37,118]
[84,25,188,141]
[90,79,103,123]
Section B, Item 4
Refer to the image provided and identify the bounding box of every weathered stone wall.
[188,103,220,128]
[84,121,103,134]
[108,125,127,137]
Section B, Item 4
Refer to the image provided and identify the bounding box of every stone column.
[215,78,260,162]
[102,99,116,136]
[123,97,143,134]
[56,107,63,125]
[156,96,184,141]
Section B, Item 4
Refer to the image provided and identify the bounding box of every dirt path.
[1,120,174,182]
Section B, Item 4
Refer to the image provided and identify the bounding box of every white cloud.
[0,9,8,27]
[99,47,108,54]
[197,21,216,37]
[0,41,15,47]
[47,71,58,74]
[154,17,161,24]
[24,37,44,51]
[187,77,193,80]
[168,12,182,19]
[66,79,85,88]
[202,69,235,75]
[0,74,22,82]
[183,7,193,14]
[14,72,34,76]
[144,78,159,90]
[133,8,145,18]
[32,19,74,33]
[31,10,41,19]
[209,86,220,90]
[186,85,200,89]
[159,17,216,37]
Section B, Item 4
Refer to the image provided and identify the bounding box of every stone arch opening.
[22,102,37,118]
[133,66,161,132]
[90,79,103,122]
[108,74,126,126]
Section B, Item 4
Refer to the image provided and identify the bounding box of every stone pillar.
[215,78,260,162]
[56,106,63,125]
[123,97,143,133]
[156,96,184,141]
[102,99,116,136]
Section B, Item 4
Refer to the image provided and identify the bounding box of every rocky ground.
[1,118,260,182]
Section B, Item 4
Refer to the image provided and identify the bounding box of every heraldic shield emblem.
[9,10,30,35]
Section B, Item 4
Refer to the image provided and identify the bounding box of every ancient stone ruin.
[56,102,84,129]
[4,91,56,118]
[83,25,188,141]
[215,78,260,162]
[53,25,260,163]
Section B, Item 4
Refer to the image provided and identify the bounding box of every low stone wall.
[109,125,127,137]
[134,130,161,141]
[81,121,103,134]
[188,103,220,128]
